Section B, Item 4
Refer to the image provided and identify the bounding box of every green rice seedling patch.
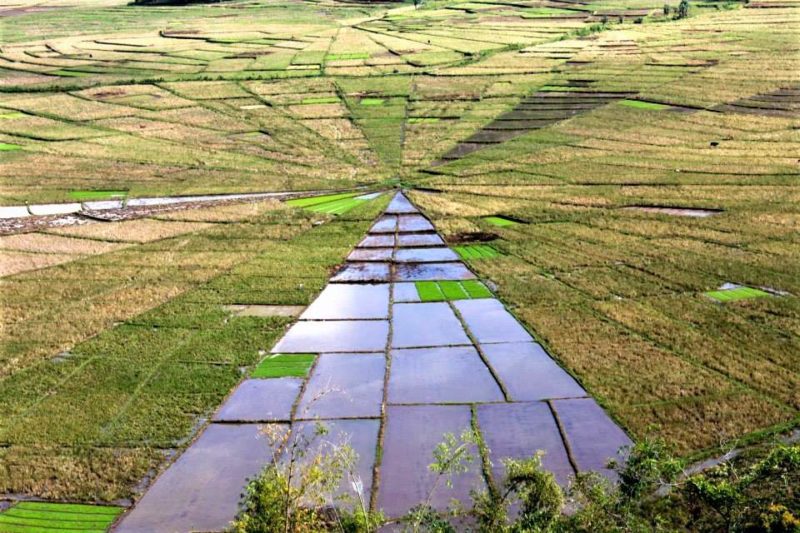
[415,281,444,301]
[462,279,493,299]
[415,280,492,302]
[705,286,772,302]
[68,190,128,201]
[251,353,315,378]
[300,97,339,105]
[360,98,385,106]
[0,142,22,151]
[483,216,519,227]
[286,192,361,208]
[287,192,372,216]
[0,501,123,532]
[453,244,502,260]
[620,99,671,110]
[0,112,26,120]
[309,196,369,215]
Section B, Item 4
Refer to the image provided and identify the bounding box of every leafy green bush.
[233,428,799,533]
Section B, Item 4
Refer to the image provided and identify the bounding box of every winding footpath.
[115,191,631,532]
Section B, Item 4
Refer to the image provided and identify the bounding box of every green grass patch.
[51,69,91,77]
[0,142,22,151]
[483,216,519,227]
[415,280,492,302]
[705,286,771,302]
[251,353,315,378]
[0,501,123,532]
[0,112,26,120]
[68,190,128,201]
[620,99,671,110]
[408,117,441,124]
[326,52,369,61]
[453,244,502,260]
[360,98,385,106]
[300,97,340,105]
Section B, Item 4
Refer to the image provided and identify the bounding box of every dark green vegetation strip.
[251,354,315,378]
[619,99,671,110]
[705,286,771,302]
[453,244,502,260]
[0,501,123,532]
[415,280,492,302]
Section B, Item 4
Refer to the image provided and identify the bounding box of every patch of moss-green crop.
[0,501,123,532]
[251,354,315,378]
[705,286,771,302]
[483,216,519,227]
[620,99,670,110]
[415,280,492,302]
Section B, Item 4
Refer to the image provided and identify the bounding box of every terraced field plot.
[0,0,799,529]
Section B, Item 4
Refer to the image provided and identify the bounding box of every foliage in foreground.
[232,425,800,533]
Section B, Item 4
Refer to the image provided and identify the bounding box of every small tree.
[663,3,671,15]
[677,0,690,18]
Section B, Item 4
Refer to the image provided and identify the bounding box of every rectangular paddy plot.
[330,262,391,282]
[395,262,475,282]
[251,354,315,378]
[477,402,574,487]
[300,283,390,319]
[0,502,123,533]
[453,299,533,344]
[394,247,459,263]
[551,398,632,480]
[213,377,302,422]
[396,233,445,247]
[481,343,586,401]
[388,346,504,404]
[287,420,379,506]
[272,320,389,353]
[392,302,471,348]
[296,353,385,419]
[378,405,483,518]
[286,192,372,215]
[115,424,276,533]
[415,280,493,302]
[705,285,773,302]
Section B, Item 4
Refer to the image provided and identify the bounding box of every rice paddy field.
[0,0,798,524]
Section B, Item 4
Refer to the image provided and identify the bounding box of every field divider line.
[448,300,511,403]
[546,399,580,476]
